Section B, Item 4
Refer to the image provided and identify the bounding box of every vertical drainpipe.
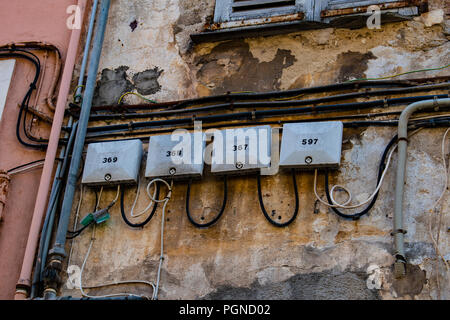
[74,0,99,104]
[393,97,450,278]
[43,0,111,300]
[14,0,88,300]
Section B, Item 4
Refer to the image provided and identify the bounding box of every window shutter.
[320,0,422,20]
[214,0,306,23]
[209,0,426,36]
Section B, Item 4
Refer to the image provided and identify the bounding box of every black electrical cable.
[120,183,161,228]
[323,134,398,220]
[7,159,45,173]
[65,187,99,239]
[257,169,299,227]
[66,222,92,239]
[81,111,450,143]
[83,94,449,135]
[87,82,450,121]
[2,49,49,146]
[0,51,48,149]
[22,90,48,143]
[108,77,442,112]
[186,176,228,228]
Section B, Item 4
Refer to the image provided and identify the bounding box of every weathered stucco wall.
[62,0,449,300]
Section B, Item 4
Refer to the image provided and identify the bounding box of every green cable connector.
[80,207,111,226]
[81,213,94,226]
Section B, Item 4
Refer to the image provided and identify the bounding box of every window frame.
[214,0,306,23]
[214,0,424,24]
[191,0,427,43]
[0,59,16,124]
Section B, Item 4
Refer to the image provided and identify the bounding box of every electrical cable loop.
[120,180,161,228]
[186,176,228,229]
[321,136,396,220]
[257,168,299,228]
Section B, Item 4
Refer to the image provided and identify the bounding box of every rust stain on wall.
[336,51,376,82]
[195,41,296,95]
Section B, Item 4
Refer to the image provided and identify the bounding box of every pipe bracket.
[390,229,407,236]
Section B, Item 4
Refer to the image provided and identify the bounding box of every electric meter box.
[145,133,205,180]
[82,139,143,186]
[279,121,343,170]
[211,125,272,175]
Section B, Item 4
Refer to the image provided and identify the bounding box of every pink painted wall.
[0,0,78,299]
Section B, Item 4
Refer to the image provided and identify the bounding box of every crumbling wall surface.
[62,0,449,300]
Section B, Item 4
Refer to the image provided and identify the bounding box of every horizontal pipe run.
[86,82,450,121]
[84,94,449,134]
[81,116,450,144]
[88,75,450,112]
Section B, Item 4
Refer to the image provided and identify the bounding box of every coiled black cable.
[257,169,299,227]
[323,134,398,220]
[66,222,92,240]
[0,50,48,149]
[186,176,228,228]
[120,183,160,228]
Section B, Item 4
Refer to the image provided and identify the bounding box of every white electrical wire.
[314,128,423,210]
[67,184,84,267]
[313,144,397,209]
[145,178,173,300]
[7,162,44,175]
[428,127,450,271]
[411,113,450,121]
[129,175,157,218]
[78,185,155,300]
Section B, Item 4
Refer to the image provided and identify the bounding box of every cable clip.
[433,95,440,111]
[397,136,409,143]
[127,121,134,131]
[390,229,407,236]
[251,110,256,120]
[383,98,388,108]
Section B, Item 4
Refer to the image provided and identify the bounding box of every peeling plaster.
[63,0,450,300]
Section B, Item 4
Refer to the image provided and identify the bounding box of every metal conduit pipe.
[31,121,78,298]
[393,98,450,278]
[86,82,450,121]
[83,94,450,134]
[74,0,99,104]
[43,0,111,300]
[14,0,88,300]
[88,76,448,112]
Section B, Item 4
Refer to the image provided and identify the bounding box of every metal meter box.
[279,121,343,169]
[211,125,272,175]
[145,133,205,180]
[82,139,143,186]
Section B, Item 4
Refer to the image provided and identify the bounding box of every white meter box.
[82,140,143,186]
[211,125,272,175]
[280,121,343,169]
[145,133,205,180]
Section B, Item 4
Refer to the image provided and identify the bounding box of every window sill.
[190,11,415,44]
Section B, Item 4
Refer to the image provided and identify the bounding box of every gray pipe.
[74,0,99,104]
[44,0,111,298]
[393,97,450,278]
[30,120,78,298]
[34,1,100,297]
